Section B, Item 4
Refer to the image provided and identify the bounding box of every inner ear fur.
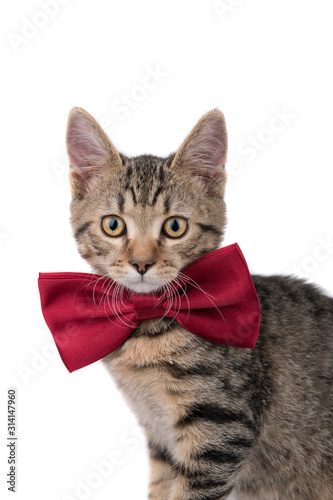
[171,109,228,195]
[66,107,122,199]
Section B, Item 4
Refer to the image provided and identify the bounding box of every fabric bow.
[38,243,261,372]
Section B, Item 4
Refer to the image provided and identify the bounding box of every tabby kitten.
[66,108,333,500]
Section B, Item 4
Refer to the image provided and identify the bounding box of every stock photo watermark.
[227,106,296,177]
[286,234,333,279]
[61,424,145,500]
[52,64,169,182]
[212,0,246,21]
[100,64,169,134]
[7,0,72,53]
[52,158,69,183]
[6,389,17,492]
[53,104,294,184]
[0,232,8,246]
[17,342,57,385]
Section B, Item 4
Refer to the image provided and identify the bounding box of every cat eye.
[162,216,188,239]
[101,215,126,237]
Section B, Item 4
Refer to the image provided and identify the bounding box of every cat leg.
[148,444,177,500]
[165,424,252,500]
[168,474,234,500]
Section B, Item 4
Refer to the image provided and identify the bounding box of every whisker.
[73,272,111,310]
[106,281,136,328]
[98,277,115,307]
[177,272,231,333]
[174,278,191,324]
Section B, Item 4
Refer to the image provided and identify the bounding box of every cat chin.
[123,278,163,294]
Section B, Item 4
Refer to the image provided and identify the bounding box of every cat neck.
[131,318,177,337]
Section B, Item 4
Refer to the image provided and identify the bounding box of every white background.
[1,1,333,499]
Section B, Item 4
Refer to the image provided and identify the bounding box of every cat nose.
[129,259,156,275]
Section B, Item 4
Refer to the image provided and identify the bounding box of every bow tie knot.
[132,294,167,321]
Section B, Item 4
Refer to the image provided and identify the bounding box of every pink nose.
[129,259,156,275]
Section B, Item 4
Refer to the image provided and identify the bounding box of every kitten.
[66,107,333,500]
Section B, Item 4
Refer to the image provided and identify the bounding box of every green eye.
[101,215,126,237]
[162,217,188,238]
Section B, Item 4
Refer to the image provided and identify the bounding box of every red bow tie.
[38,243,261,372]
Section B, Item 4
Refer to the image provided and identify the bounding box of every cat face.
[66,109,228,293]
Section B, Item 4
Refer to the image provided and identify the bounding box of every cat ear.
[171,110,228,195]
[66,108,122,199]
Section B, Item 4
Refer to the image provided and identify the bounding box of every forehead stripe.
[151,185,163,206]
[117,193,125,212]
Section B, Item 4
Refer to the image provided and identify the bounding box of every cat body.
[105,276,333,500]
[66,108,333,499]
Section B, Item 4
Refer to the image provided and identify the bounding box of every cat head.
[66,108,228,293]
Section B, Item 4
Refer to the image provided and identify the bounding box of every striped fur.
[66,108,333,499]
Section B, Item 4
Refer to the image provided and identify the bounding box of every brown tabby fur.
[66,107,333,500]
